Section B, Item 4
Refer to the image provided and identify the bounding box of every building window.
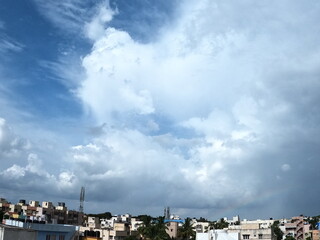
[46,235,50,240]
[243,235,250,239]
[259,234,263,239]
[59,236,65,240]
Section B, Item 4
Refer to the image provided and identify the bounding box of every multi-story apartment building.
[192,219,210,233]
[80,214,143,240]
[0,198,82,226]
[279,216,311,240]
[197,229,240,240]
[3,219,78,239]
[130,217,143,231]
[0,223,37,240]
[228,222,275,240]
[166,220,179,239]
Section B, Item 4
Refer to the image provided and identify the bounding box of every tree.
[198,217,208,222]
[138,216,169,240]
[284,236,295,240]
[213,219,229,229]
[178,218,195,240]
[138,215,153,227]
[271,221,284,240]
[306,216,320,230]
[153,217,169,240]
[138,215,153,240]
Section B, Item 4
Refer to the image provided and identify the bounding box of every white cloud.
[64,128,257,210]
[1,153,51,179]
[0,150,78,196]
[0,35,24,53]
[32,0,92,33]
[2,0,320,218]
[1,164,25,179]
[84,4,115,41]
[72,0,320,217]
[58,171,76,189]
[281,164,291,172]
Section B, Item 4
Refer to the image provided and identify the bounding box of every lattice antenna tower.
[79,186,85,213]
[164,206,170,219]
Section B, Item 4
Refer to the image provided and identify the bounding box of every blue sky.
[1,0,320,220]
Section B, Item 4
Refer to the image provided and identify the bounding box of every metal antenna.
[79,186,85,213]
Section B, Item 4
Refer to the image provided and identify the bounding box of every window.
[59,235,65,240]
[46,235,50,240]
[259,234,263,239]
[243,235,250,239]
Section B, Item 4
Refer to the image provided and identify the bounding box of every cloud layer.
[74,0,320,217]
[1,0,320,219]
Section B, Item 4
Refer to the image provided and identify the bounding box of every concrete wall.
[166,221,178,239]
[196,230,239,240]
[0,225,37,240]
[312,230,319,240]
[4,220,77,240]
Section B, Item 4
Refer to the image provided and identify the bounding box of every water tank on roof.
[58,202,65,207]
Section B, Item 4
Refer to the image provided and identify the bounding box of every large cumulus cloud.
[1,0,320,219]
[74,0,320,218]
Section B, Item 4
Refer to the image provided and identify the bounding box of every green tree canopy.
[198,217,208,222]
[138,216,169,240]
[284,236,295,240]
[213,219,229,229]
[306,216,320,230]
[271,221,284,240]
[178,218,195,240]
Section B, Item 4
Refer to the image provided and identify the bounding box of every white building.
[228,222,276,240]
[192,219,210,233]
[197,229,240,240]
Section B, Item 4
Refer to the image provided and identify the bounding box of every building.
[0,223,37,240]
[86,217,101,229]
[197,229,239,240]
[311,230,319,240]
[192,220,210,233]
[280,216,310,240]
[166,220,179,239]
[2,198,82,225]
[3,219,78,240]
[224,216,241,226]
[240,219,274,229]
[130,217,143,231]
[228,221,276,240]
[109,222,131,240]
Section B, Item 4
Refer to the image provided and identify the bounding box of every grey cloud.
[2,0,320,220]
[0,118,31,163]
[70,0,320,219]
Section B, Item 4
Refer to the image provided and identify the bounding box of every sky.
[0,0,320,221]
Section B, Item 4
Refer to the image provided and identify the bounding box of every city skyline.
[0,0,320,219]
